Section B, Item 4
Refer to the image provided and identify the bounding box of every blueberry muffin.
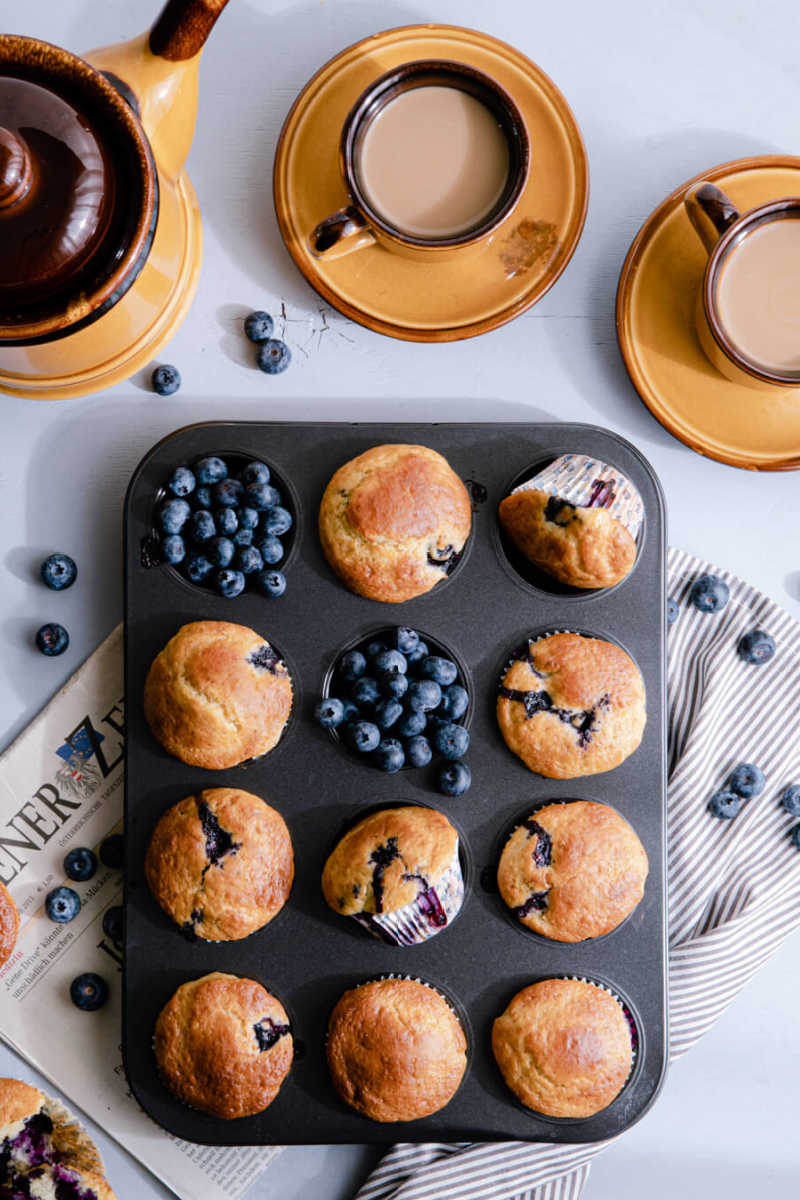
[0,1077,116,1198]
[327,978,467,1122]
[154,972,293,1119]
[318,444,472,602]
[497,633,646,778]
[492,978,633,1117]
[0,881,19,968]
[322,807,463,945]
[499,489,636,589]
[497,802,648,941]
[146,788,293,942]
[143,620,292,769]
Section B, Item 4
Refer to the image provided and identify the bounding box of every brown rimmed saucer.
[616,155,800,471]
[273,24,588,342]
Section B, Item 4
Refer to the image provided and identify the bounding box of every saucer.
[273,24,588,342]
[616,156,800,471]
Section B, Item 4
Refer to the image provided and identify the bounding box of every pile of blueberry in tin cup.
[315,627,472,795]
[154,455,292,599]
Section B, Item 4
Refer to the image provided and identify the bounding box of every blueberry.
[184,551,214,583]
[70,972,108,1012]
[36,623,69,656]
[405,734,432,768]
[215,507,238,536]
[40,553,77,591]
[366,641,387,661]
[213,478,243,508]
[99,834,124,869]
[738,629,775,665]
[188,509,216,544]
[316,698,345,728]
[408,679,442,712]
[432,721,470,759]
[781,785,800,817]
[236,545,263,575]
[437,760,471,797]
[64,847,97,882]
[421,656,458,686]
[690,574,729,613]
[215,568,246,598]
[168,466,195,498]
[246,481,282,510]
[239,506,260,530]
[708,789,741,819]
[46,886,80,923]
[348,721,380,753]
[728,762,766,798]
[233,527,254,547]
[208,536,235,568]
[338,650,367,683]
[405,639,429,666]
[161,534,185,565]
[195,456,227,485]
[194,485,212,509]
[244,311,274,343]
[151,364,181,396]
[375,699,404,730]
[351,676,380,708]
[373,737,405,773]
[262,506,292,536]
[667,597,679,625]
[256,535,284,564]
[374,649,407,676]
[378,671,408,700]
[158,498,191,534]
[255,568,286,597]
[256,338,291,374]
[438,684,469,720]
[397,709,427,737]
[791,824,800,850]
[395,627,419,655]
[102,905,123,945]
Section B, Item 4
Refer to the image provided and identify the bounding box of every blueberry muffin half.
[318,444,472,602]
[0,1077,116,1198]
[154,972,293,1119]
[492,978,634,1117]
[146,788,294,942]
[322,807,463,945]
[0,881,19,968]
[143,620,292,769]
[497,633,646,778]
[327,978,467,1122]
[497,801,648,941]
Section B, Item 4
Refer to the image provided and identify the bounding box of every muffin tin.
[123,420,667,1145]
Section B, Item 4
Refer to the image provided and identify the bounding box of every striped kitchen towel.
[354,547,800,1200]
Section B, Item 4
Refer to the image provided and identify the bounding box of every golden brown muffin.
[143,620,292,769]
[321,807,463,945]
[327,978,467,1122]
[492,979,633,1117]
[318,444,472,602]
[497,633,646,779]
[497,802,648,941]
[145,788,294,942]
[499,489,637,589]
[0,1077,116,1198]
[0,881,19,968]
[154,972,293,1119]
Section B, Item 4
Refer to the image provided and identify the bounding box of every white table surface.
[2,0,799,1197]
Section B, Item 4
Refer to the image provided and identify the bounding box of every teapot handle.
[149,0,231,61]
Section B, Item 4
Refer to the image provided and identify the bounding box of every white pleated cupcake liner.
[511,454,644,537]
[353,847,464,947]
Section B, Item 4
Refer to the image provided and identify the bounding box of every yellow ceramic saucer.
[273,24,588,342]
[616,156,800,471]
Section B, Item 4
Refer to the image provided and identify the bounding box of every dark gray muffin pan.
[123,421,667,1146]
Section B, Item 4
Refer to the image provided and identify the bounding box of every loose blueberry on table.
[690,573,729,613]
[781,785,800,817]
[40,552,77,591]
[738,628,776,665]
[256,337,291,375]
[35,622,69,656]
[151,364,181,396]
[667,597,678,625]
[727,762,765,798]
[708,789,741,820]
[70,972,109,1011]
[244,310,275,343]
[45,886,80,923]
[64,847,97,882]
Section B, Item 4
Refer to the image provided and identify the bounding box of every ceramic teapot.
[0,0,230,400]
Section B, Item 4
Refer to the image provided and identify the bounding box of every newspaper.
[0,625,282,1199]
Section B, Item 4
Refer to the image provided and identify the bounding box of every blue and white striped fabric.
[354,548,800,1200]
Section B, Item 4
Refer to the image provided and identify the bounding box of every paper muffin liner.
[353,846,464,947]
[511,454,644,537]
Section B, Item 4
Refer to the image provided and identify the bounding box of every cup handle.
[684,182,741,254]
[310,206,377,260]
